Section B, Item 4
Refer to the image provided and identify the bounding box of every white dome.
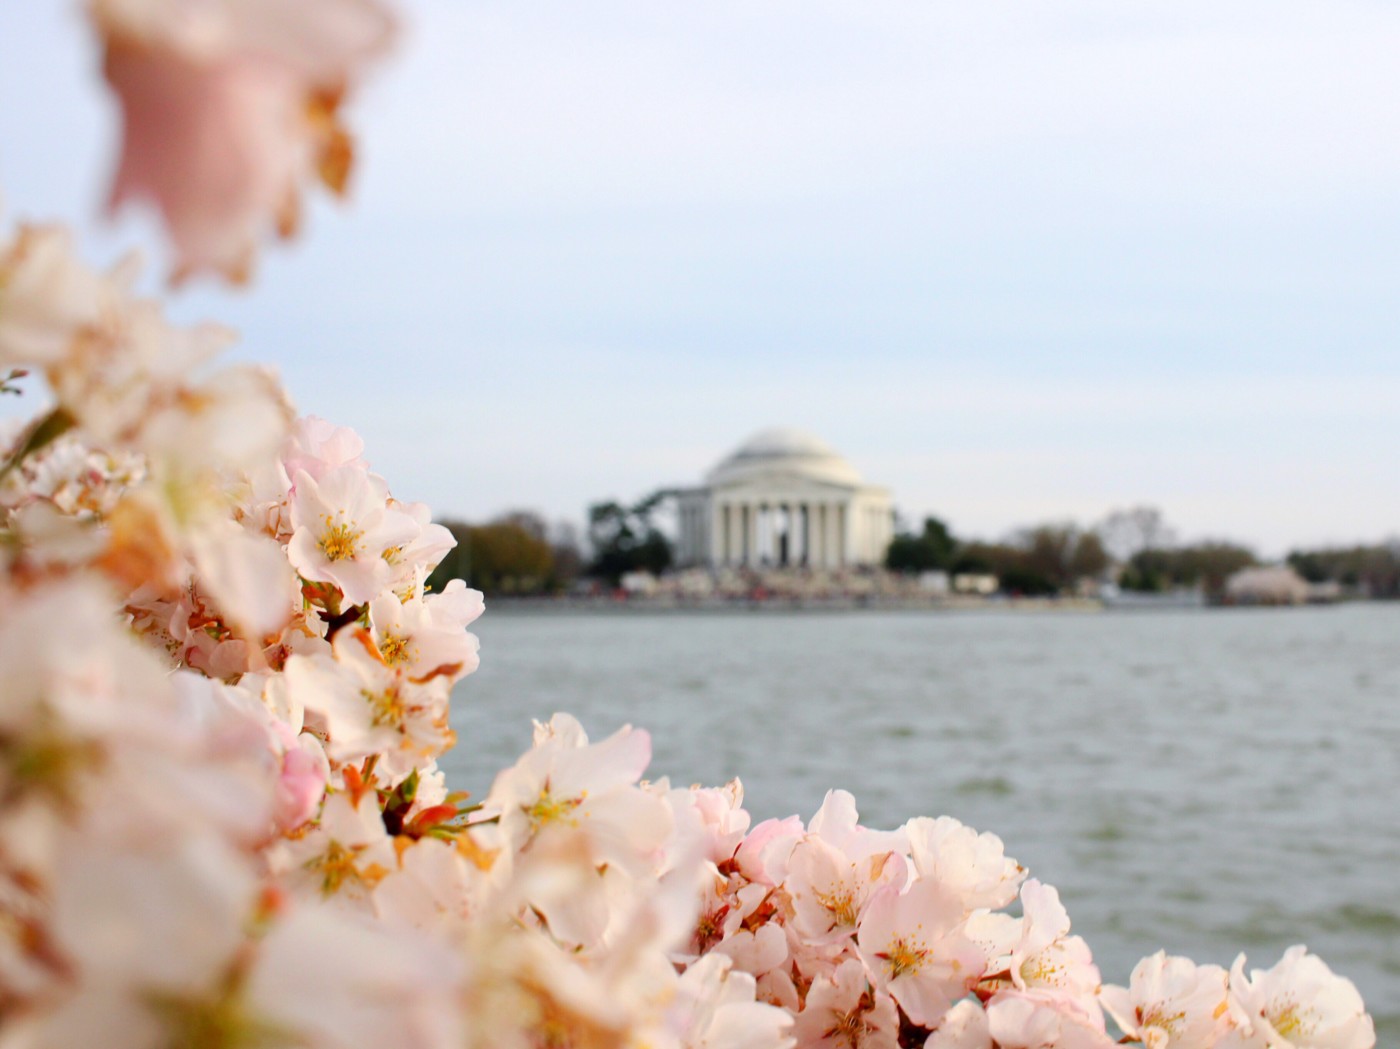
[705,428,863,488]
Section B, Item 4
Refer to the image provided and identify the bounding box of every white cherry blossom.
[905,815,1025,912]
[1227,947,1375,1049]
[925,999,993,1049]
[1100,951,1231,1049]
[1006,880,1104,1027]
[287,465,419,605]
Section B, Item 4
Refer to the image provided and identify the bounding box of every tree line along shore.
[426,503,1400,606]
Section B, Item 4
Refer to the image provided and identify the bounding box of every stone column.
[710,502,723,566]
[745,503,758,566]
[841,502,853,567]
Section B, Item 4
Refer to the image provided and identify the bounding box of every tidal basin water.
[442,604,1399,1036]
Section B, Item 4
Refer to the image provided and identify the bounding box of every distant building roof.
[705,427,865,488]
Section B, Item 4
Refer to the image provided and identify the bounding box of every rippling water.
[443,604,1399,1037]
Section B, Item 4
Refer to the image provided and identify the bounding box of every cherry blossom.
[986,994,1118,1049]
[856,878,983,1026]
[277,791,398,906]
[287,464,419,605]
[1226,947,1375,1049]
[1099,951,1231,1049]
[365,581,482,682]
[785,791,908,947]
[1004,880,1104,1027]
[905,815,1025,912]
[480,713,672,875]
[925,999,993,1049]
[792,957,900,1049]
[669,954,795,1049]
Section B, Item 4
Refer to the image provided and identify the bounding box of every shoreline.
[484,595,1107,615]
[474,595,1377,615]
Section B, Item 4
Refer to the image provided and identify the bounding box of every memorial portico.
[674,429,894,569]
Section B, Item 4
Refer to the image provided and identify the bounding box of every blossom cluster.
[662,784,1375,1049]
[0,2,1379,1049]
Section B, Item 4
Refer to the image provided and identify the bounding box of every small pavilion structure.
[674,429,894,569]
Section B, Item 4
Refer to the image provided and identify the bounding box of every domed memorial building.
[674,429,894,569]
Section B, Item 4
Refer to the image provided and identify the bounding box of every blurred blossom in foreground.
[91,0,396,284]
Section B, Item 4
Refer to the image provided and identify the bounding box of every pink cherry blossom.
[792,957,900,1049]
[282,415,369,482]
[986,994,1119,1049]
[269,721,329,832]
[669,954,795,1049]
[855,879,983,1027]
[786,834,906,946]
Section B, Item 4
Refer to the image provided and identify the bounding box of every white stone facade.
[675,429,894,569]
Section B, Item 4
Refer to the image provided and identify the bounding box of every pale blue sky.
[2,2,1397,554]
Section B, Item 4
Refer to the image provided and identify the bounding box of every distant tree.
[1117,563,1164,593]
[1098,506,1177,563]
[1121,542,1257,595]
[948,539,1057,594]
[547,520,584,592]
[1015,523,1109,591]
[1286,543,1400,597]
[950,541,1020,578]
[497,509,548,542]
[997,564,1059,596]
[426,515,556,595]
[587,493,674,584]
[885,515,957,573]
[469,520,554,594]
[1068,531,1110,581]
